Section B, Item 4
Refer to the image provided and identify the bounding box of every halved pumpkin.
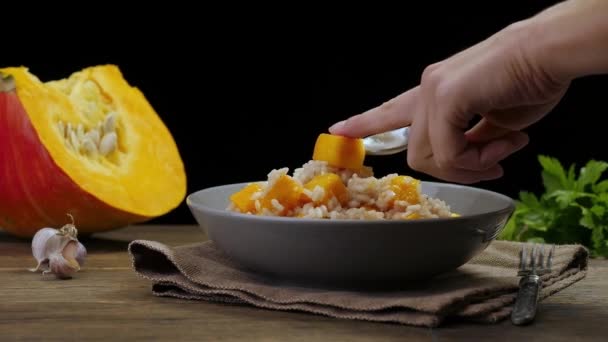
[0,65,186,237]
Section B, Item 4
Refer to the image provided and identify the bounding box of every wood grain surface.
[1,225,606,341]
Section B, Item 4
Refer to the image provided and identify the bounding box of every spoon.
[362,126,410,156]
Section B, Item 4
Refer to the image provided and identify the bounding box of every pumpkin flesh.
[312,133,365,169]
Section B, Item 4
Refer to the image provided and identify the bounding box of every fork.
[511,243,555,325]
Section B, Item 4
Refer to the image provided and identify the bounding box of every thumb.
[329,86,419,138]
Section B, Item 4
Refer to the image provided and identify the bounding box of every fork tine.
[519,244,527,271]
[538,245,545,270]
[547,245,555,270]
[530,244,537,273]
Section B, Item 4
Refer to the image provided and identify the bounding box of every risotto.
[227,160,456,220]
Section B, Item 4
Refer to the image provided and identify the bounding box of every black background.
[4,1,608,224]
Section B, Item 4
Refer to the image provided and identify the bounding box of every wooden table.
[1,225,606,341]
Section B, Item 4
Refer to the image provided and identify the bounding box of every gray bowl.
[186,181,514,288]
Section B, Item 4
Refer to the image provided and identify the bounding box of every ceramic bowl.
[187,181,514,288]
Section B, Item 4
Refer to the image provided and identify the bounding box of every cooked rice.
[227,160,454,220]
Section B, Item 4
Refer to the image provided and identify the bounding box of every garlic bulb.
[30,214,87,279]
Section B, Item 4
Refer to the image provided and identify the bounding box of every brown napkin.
[127,239,588,327]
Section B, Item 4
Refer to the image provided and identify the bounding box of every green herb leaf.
[526,237,545,244]
[546,190,595,209]
[539,155,571,192]
[593,180,608,193]
[576,160,608,191]
[499,216,519,241]
[501,155,608,258]
[567,164,577,185]
[590,205,605,217]
[579,207,596,230]
[591,225,608,257]
[519,191,540,207]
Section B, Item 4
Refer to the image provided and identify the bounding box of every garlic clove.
[30,227,59,272]
[75,241,87,267]
[48,253,80,280]
[62,240,83,270]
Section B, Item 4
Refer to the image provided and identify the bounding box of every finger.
[415,157,504,184]
[442,130,528,172]
[329,86,419,138]
[445,164,504,184]
[475,131,529,169]
[405,113,503,184]
[470,95,567,132]
[405,103,434,174]
[428,106,481,171]
[465,118,513,142]
[421,67,484,172]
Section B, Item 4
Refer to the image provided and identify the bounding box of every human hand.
[329,24,568,184]
[329,0,608,184]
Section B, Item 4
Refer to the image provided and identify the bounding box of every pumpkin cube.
[229,183,263,213]
[312,133,366,170]
[260,175,305,213]
[304,173,348,205]
[390,175,421,205]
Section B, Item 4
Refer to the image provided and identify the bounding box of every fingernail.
[329,120,346,133]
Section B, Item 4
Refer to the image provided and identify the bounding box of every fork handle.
[511,275,542,325]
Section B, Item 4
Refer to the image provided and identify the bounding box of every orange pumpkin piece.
[405,212,422,219]
[260,175,305,213]
[229,183,263,213]
[304,173,349,205]
[390,176,421,205]
[312,133,365,170]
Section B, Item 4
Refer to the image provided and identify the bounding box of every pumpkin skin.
[0,65,187,238]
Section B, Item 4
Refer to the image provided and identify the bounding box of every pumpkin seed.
[82,137,98,155]
[96,122,104,137]
[77,123,85,141]
[104,112,116,133]
[59,108,120,158]
[85,128,101,146]
[69,130,80,151]
[66,123,73,139]
[99,132,117,156]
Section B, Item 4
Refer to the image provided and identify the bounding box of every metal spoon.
[363,126,410,156]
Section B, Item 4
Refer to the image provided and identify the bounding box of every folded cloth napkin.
[127,239,588,327]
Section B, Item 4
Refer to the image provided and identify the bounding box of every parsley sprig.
[499,155,608,257]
